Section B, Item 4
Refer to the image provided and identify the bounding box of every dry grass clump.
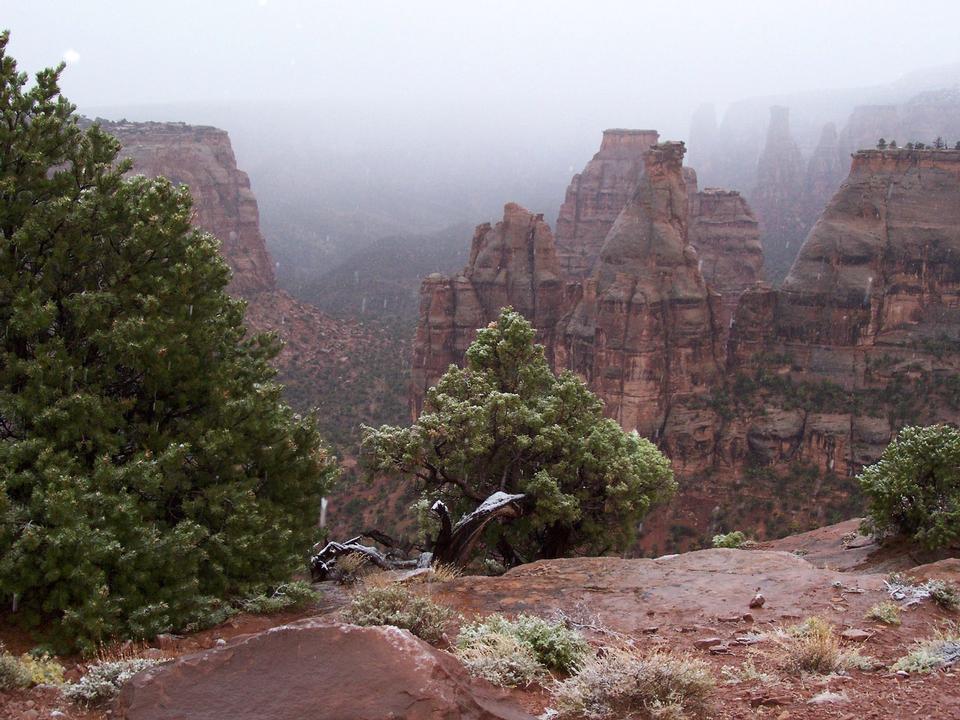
[0,644,31,691]
[552,648,714,719]
[455,632,545,687]
[865,601,902,625]
[457,614,588,676]
[777,617,842,675]
[430,562,463,583]
[335,552,372,585]
[342,584,453,643]
[928,580,960,612]
[892,622,960,674]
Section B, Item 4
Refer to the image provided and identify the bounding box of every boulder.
[115,620,532,720]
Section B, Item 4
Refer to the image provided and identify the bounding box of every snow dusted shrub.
[455,632,544,687]
[457,614,588,675]
[0,645,30,691]
[342,585,453,644]
[64,658,158,705]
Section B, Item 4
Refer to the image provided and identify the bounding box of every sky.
[6,0,960,137]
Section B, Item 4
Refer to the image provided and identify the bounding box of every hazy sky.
[7,0,960,136]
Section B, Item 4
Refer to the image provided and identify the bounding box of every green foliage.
[457,613,588,675]
[552,648,714,719]
[891,623,960,674]
[859,425,960,550]
[865,601,901,625]
[63,658,158,705]
[238,581,321,614]
[361,308,675,564]
[0,34,337,652]
[711,531,747,549]
[342,585,453,643]
[928,580,960,612]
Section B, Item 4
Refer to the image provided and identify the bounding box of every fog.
[7,1,960,289]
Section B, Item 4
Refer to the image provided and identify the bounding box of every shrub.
[239,581,320,614]
[858,425,960,550]
[552,648,714,719]
[928,580,960,612]
[778,617,841,675]
[63,658,158,705]
[455,632,544,687]
[712,531,747,549]
[891,623,960,674]
[342,585,453,643]
[457,614,588,675]
[0,646,31,691]
[17,653,65,685]
[865,601,902,625]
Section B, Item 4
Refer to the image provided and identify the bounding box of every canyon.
[412,133,960,551]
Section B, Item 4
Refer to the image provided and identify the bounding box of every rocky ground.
[2,520,958,720]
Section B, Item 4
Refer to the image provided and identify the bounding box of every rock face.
[688,188,763,334]
[411,203,564,416]
[750,107,807,282]
[104,121,275,297]
[556,142,724,452]
[800,122,846,240]
[554,129,660,278]
[115,620,532,720]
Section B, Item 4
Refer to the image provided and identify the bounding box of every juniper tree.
[0,33,335,651]
[361,308,675,565]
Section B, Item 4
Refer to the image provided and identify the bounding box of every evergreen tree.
[0,33,335,651]
[361,308,675,565]
[859,425,960,551]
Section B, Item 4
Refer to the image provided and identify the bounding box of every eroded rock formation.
[750,106,807,282]
[554,129,660,278]
[800,122,846,239]
[411,203,564,416]
[557,142,725,460]
[411,139,960,550]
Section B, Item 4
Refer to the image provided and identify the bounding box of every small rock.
[735,633,764,645]
[742,613,754,622]
[749,588,766,609]
[642,626,659,634]
[808,691,848,705]
[749,694,792,708]
[718,615,742,623]
[694,637,723,649]
[215,637,227,646]
[840,628,871,641]
[708,644,729,654]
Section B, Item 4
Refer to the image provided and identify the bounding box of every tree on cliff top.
[0,33,335,652]
[361,308,675,565]
[859,424,960,551]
